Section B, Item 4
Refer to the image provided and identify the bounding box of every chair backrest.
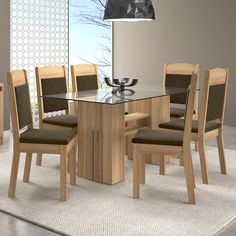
[36,66,69,125]
[71,64,99,92]
[199,68,229,132]
[8,70,33,144]
[183,73,198,147]
[163,63,199,113]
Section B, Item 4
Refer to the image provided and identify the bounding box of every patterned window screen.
[10,0,69,124]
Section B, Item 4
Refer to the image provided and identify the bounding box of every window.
[69,0,112,87]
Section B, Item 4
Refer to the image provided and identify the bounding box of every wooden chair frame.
[35,66,72,166]
[133,74,198,204]
[191,68,229,184]
[36,65,70,127]
[71,65,100,123]
[71,64,99,92]
[8,70,77,201]
[164,63,200,155]
[71,64,99,115]
[163,63,200,119]
[160,68,229,184]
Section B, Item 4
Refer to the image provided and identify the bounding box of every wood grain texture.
[196,68,229,184]
[7,70,77,201]
[132,75,198,204]
[163,63,200,76]
[124,113,150,136]
[78,102,125,185]
[35,65,72,166]
[128,96,170,164]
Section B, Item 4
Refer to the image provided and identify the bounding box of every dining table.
[44,85,188,185]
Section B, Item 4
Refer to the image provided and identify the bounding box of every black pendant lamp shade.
[103,0,155,22]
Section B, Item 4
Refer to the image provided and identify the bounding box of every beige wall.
[114,0,236,126]
[0,0,10,130]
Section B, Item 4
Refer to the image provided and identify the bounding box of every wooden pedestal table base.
[77,102,125,185]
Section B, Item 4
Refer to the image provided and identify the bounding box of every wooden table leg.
[78,102,125,185]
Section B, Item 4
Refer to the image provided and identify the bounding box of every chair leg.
[194,141,198,151]
[159,154,165,175]
[76,134,80,175]
[23,153,32,183]
[70,146,77,186]
[60,147,67,201]
[8,150,20,198]
[67,154,71,174]
[179,156,184,166]
[133,146,140,199]
[139,154,145,184]
[128,135,134,160]
[217,129,227,175]
[125,136,128,155]
[36,153,42,166]
[188,149,196,189]
[182,150,196,204]
[198,139,209,184]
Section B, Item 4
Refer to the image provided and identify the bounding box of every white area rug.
[0,143,236,236]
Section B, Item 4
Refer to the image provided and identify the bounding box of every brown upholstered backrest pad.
[206,84,226,122]
[41,77,68,113]
[15,84,32,129]
[165,74,192,104]
[76,75,98,92]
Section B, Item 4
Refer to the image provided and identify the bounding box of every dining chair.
[164,63,200,156]
[35,66,78,166]
[71,64,99,93]
[163,63,199,119]
[132,73,197,204]
[159,68,229,184]
[71,64,99,115]
[8,70,77,201]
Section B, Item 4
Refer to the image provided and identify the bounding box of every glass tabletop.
[43,86,189,105]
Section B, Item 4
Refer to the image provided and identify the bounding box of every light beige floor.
[0,211,61,236]
[0,126,236,236]
[219,219,236,236]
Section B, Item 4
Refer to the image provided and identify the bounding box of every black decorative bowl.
[104,77,138,94]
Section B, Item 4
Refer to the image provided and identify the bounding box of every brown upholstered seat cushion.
[132,129,183,146]
[159,119,222,133]
[43,114,77,128]
[20,128,77,145]
[170,107,196,118]
[170,107,185,118]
